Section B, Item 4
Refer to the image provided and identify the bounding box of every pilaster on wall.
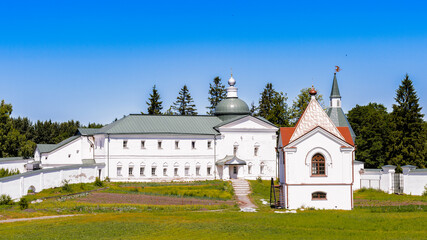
[381,165,396,194]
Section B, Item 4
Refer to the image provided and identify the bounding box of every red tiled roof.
[280,127,296,146]
[280,126,354,147]
[337,127,354,146]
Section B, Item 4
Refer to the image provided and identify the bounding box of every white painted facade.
[32,77,278,182]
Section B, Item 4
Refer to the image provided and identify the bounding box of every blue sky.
[0,0,426,124]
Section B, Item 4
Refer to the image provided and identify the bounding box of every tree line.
[146,75,426,170]
[144,77,323,127]
[0,74,425,170]
[0,100,103,159]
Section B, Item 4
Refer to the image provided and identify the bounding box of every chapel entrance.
[229,166,239,179]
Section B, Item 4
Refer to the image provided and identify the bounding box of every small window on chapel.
[312,192,327,200]
[311,153,326,176]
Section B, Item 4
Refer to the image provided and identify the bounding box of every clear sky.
[0,0,426,124]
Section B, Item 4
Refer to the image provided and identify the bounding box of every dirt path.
[231,179,257,212]
[77,192,234,206]
[0,215,77,223]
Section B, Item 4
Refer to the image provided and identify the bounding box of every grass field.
[0,180,426,239]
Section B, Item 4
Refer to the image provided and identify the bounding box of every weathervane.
[335,66,341,72]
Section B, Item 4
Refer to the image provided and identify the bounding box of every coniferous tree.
[146,85,163,115]
[257,83,290,126]
[0,100,35,158]
[249,101,258,116]
[172,85,197,115]
[207,77,227,115]
[387,75,426,168]
[290,87,324,125]
[347,103,391,168]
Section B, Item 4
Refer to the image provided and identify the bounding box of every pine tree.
[388,75,426,168]
[172,85,197,115]
[347,103,391,168]
[207,77,227,115]
[249,101,258,116]
[257,83,290,126]
[146,85,163,115]
[290,87,324,125]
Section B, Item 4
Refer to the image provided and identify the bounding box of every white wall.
[287,185,352,210]
[0,159,28,173]
[0,164,105,200]
[37,137,87,167]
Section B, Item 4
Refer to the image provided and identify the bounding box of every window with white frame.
[248,162,252,174]
[123,140,128,149]
[117,162,122,176]
[185,163,190,176]
[68,154,71,158]
[207,163,212,175]
[191,141,196,149]
[233,143,239,156]
[260,162,265,174]
[175,140,179,149]
[196,163,201,176]
[163,163,168,176]
[207,141,212,149]
[151,163,157,176]
[141,140,145,149]
[254,147,259,156]
[158,141,162,149]
[174,162,179,176]
[140,166,145,176]
[129,167,133,176]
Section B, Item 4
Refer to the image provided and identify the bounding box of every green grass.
[104,180,234,200]
[0,210,426,239]
[1,181,426,239]
[354,188,427,202]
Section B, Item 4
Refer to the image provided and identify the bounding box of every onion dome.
[214,74,250,120]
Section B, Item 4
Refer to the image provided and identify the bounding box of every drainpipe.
[214,134,217,180]
[107,134,110,178]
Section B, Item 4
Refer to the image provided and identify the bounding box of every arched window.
[140,162,146,176]
[233,142,239,156]
[174,162,179,176]
[117,162,123,177]
[260,162,265,174]
[312,191,327,200]
[129,162,134,176]
[151,162,157,176]
[311,153,325,176]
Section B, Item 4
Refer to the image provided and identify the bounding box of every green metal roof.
[326,107,356,141]
[97,115,223,135]
[214,98,250,116]
[77,128,100,136]
[330,73,341,98]
[37,135,80,153]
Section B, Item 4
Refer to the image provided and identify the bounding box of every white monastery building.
[1,72,426,202]
[278,73,358,210]
[34,75,278,181]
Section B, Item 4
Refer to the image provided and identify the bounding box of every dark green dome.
[215,98,250,116]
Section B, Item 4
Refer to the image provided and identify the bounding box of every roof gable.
[217,115,278,130]
[280,127,296,146]
[287,126,352,148]
[290,97,344,142]
[37,135,80,154]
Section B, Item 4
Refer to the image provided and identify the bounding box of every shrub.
[104,177,110,182]
[0,194,12,205]
[18,197,29,210]
[0,168,20,178]
[256,176,262,183]
[61,180,72,192]
[423,185,427,197]
[94,177,103,187]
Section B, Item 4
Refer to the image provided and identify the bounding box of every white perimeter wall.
[0,164,105,200]
[0,160,28,173]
